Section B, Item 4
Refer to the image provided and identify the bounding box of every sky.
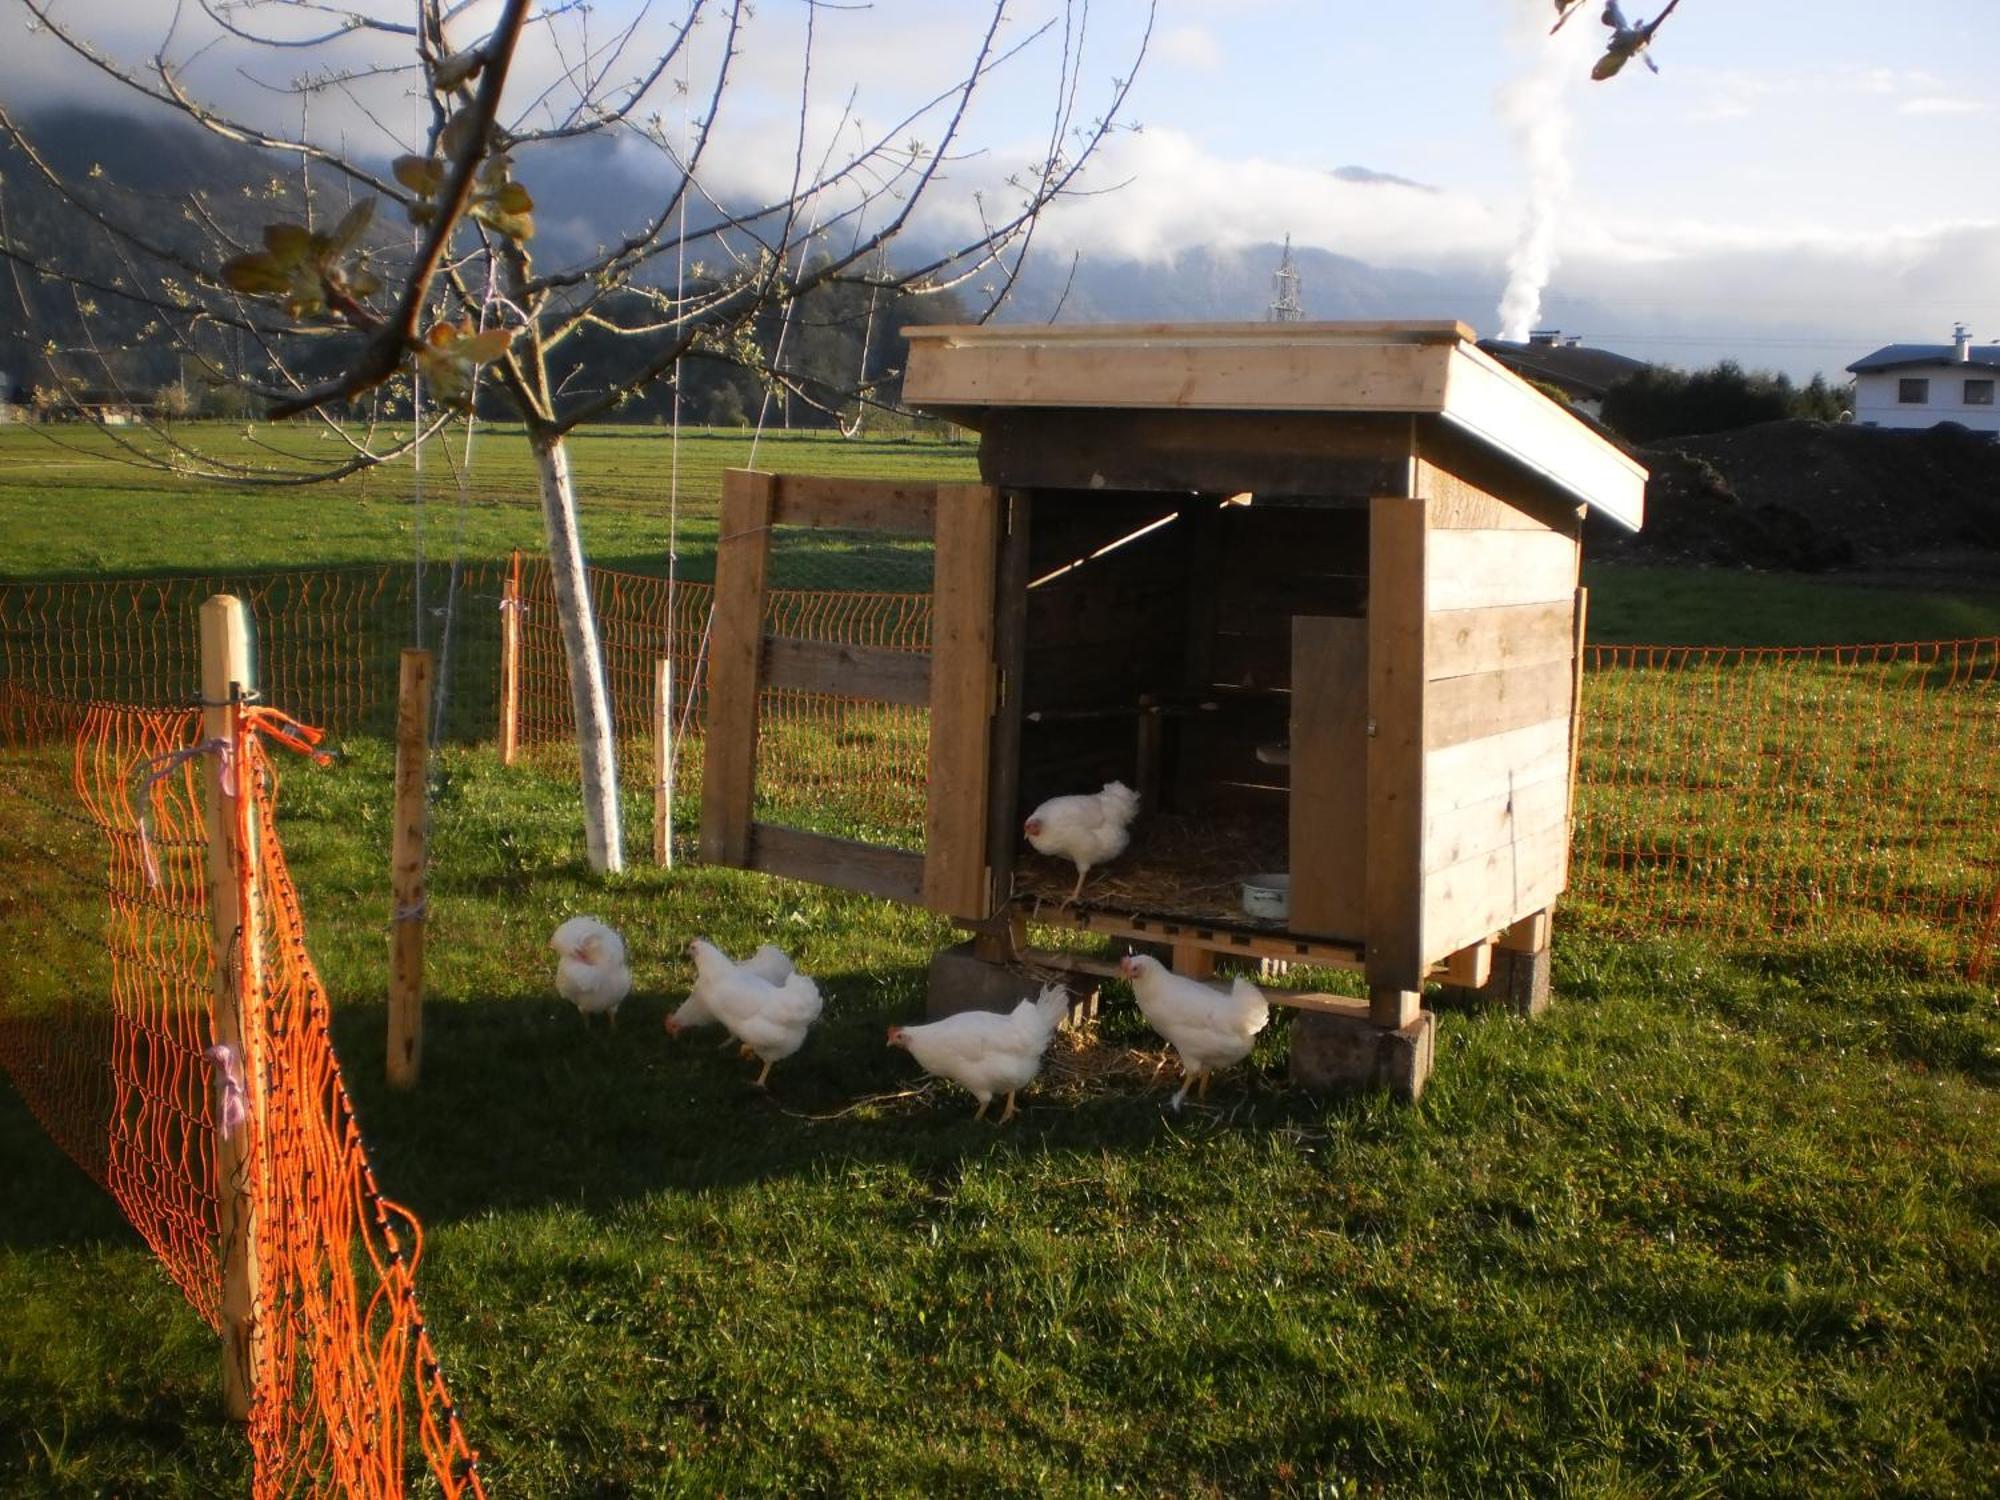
[6,0,1997,379]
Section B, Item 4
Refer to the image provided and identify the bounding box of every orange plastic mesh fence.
[1571,638,2000,980]
[0,685,484,1497]
[511,556,935,840]
[7,565,1996,980]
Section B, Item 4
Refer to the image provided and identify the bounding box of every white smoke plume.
[1495,3,1594,342]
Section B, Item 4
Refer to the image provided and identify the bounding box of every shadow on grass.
[329,965,1340,1229]
[0,1072,139,1252]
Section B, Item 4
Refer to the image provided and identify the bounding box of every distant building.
[1476,330,1649,419]
[1847,325,2000,433]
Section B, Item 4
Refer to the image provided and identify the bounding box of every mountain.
[986,240,1502,328]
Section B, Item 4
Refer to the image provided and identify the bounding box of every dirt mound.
[1586,420,2000,571]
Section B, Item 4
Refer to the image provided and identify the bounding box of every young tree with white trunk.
[0,0,1151,872]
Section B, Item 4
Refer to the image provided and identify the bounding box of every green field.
[5,421,1999,642]
[2,425,1998,1496]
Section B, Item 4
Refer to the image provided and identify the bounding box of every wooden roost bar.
[699,322,1646,1098]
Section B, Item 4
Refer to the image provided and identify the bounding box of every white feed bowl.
[1241,872,1290,921]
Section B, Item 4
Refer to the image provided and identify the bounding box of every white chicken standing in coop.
[550,916,633,1029]
[685,938,824,1086]
[1023,780,1140,903]
[665,943,795,1051]
[1118,954,1270,1110]
[887,983,1072,1124]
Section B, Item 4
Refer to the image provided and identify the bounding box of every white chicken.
[1023,780,1140,903]
[664,943,794,1050]
[685,938,823,1086]
[550,916,633,1029]
[1118,953,1270,1110]
[887,983,1071,1124]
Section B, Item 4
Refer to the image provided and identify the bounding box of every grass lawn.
[2,426,1998,1495]
[4,739,1996,1496]
[0,422,977,581]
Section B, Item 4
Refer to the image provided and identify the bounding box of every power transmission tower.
[1268,234,1303,322]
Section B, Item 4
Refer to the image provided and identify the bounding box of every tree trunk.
[531,431,624,874]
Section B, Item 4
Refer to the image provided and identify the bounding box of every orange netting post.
[199,593,264,1422]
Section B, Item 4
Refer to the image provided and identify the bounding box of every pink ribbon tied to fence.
[203,1042,249,1139]
[132,737,232,891]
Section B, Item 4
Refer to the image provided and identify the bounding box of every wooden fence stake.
[499,550,522,766]
[389,648,433,1090]
[199,593,263,1423]
[653,655,674,867]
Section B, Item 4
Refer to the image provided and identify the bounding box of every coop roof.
[902,322,1647,530]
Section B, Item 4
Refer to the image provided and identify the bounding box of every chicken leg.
[996,1091,1018,1126]
[752,1056,773,1088]
[973,1096,990,1121]
[1067,865,1088,905]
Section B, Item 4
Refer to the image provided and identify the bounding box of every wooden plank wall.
[699,469,777,865]
[1415,458,1581,964]
[923,485,1002,918]
[1288,616,1368,939]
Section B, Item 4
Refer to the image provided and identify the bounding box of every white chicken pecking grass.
[665,943,794,1052]
[1118,953,1270,1110]
[685,938,823,1087]
[550,916,634,1029]
[1023,780,1140,904]
[887,983,1071,1124]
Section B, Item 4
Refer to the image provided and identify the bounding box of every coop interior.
[1012,490,1367,929]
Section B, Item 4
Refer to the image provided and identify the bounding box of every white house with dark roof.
[1848,325,2000,432]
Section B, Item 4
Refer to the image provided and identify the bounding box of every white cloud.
[1007,125,1508,268]
[1157,26,1222,71]
[1901,97,1989,116]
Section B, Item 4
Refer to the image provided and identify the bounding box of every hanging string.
[410,247,427,654]
[428,259,498,752]
[664,24,698,813]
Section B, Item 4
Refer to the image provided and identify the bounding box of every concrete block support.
[1289,1008,1437,1101]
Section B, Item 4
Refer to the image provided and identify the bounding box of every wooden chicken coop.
[699,322,1646,1097]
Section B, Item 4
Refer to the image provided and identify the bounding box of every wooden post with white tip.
[653,655,674,867]
[199,594,263,1422]
[499,550,522,766]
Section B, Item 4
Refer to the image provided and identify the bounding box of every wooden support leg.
[1368,986,1421,1029]
[1171,942,1216,980]
[1442,941,1493,990]
[968,910,1027,965]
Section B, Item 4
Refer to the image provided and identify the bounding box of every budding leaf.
[393,155,445,195]
[433,45,486,91]
[327,198,375,254]
[262,223,314,264]
[221,252,290,296]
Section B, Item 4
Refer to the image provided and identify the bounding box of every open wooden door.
[698,468,1002,920]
